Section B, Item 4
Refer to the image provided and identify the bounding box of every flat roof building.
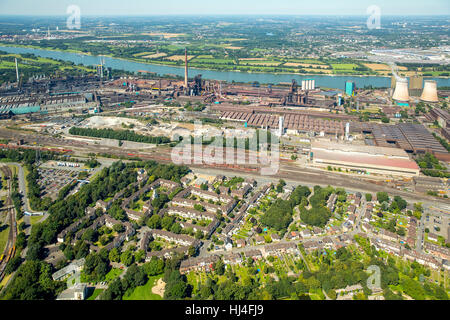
[311,141,420,177]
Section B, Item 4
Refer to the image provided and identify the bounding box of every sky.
[0,0,449,16]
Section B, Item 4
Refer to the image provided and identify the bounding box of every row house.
[145,245,191,262]
[166,205,216,221]
[180,255,220,274]
[150,229,198,247]
[303,240,324,253]
[264,242,299,257]
[95,200,112,212]
[125,208,148,222]
[271,234,281,242]
[338,234,354,244]
[377,229,399,242]
[321,237,335,249]
[255,235,265,245]
[218,186,230,195]
[149,178,181,192]
[190,187,235,204]
[300,229,312,238]
[179,218,220,238]
[347,214,356,225]
[244,249,263,260]
[428,233,440,243]
[171,198,221,214]
[403,249,442,270]
[347,205,357,215]
[236,239,246,248]
[230,184,252,199]
[140,232,151,252]
[286,231,302,241]
[57,207,97,243]
[223,253,243,265]
[424,242,450,261]
[223,223,238,238]
[406,237,416,248]
[373,238,402,255]
[327,194,338,213]
[363,208,373,222]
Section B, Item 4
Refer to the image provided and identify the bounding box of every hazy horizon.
[0,0,448,16]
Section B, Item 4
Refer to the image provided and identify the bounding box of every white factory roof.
[311,141,410,158]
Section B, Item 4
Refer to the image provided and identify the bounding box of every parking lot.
[37,167,78,200]
[424,213,450,244]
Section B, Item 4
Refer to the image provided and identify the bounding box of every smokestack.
[420,80,439,103]
[278,116,284,137]
[184,48,188,90]
[15,58,19,83]
[392,78,410,102]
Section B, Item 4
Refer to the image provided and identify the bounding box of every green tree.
[109,247,120,263]
[146,215,161,229]
[120,250,135,267]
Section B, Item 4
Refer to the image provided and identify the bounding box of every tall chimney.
[184,48,188,90]
[15,58,19,83]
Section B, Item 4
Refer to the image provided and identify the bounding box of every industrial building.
[409,75,423,97]
[213,104,355,135]
[352,123,449,161]
[311,141,420,177]
[345,81,355,96]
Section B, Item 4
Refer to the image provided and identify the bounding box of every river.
[1,45,449,90]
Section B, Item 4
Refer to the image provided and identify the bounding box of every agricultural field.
[191,57,236,64]
[141,53,167,59]
[165,55,195,61]
[331,63,360,73]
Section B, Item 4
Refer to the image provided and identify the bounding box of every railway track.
[0,166,17,281]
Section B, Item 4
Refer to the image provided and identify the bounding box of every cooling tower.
[392,78,410,102]
[420,80,439,103]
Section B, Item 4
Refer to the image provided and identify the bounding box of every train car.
[0,254,4,263]
[5,248,12,263]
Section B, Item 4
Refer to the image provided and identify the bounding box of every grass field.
[29,216,43,225]
[105,268,123,283]
[87,288,104,300]
[331,63,359,71]
[122,275,163,300]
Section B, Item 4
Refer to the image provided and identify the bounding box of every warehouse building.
[311,141,420,177]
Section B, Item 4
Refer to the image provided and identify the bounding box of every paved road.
[5,163,32,213]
